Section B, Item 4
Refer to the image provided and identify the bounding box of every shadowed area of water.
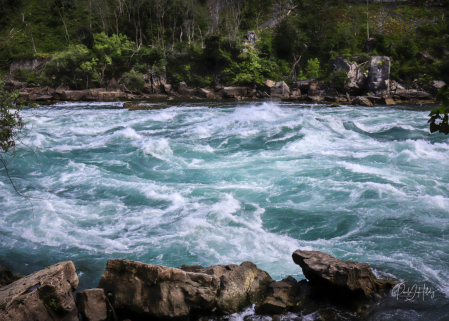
[1,101,448,320]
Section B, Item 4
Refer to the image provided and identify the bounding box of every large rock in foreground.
[179,261,273,314]
[292,250,394,299]
[98,259,273,320]
[0,261,79,321]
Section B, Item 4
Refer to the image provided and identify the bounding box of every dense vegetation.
[1,0,449,90]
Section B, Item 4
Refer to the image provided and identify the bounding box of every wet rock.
[76,288,115,321]
[255,279,297,315]
[295,78,318,91]
[98,259,220,320]
[367,56,391,97]
[179,261,273,315]
[271,81,290,100]
[0,261,79,321]
[331,57,365,95]
[292,250,395,299]
[352,96,374,107]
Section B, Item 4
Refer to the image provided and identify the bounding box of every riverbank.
[0,250,396,321]
[4,75,444,108]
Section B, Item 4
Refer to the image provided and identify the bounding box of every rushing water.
[1,100,448,320]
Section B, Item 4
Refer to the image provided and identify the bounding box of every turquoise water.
[1,101,448,320]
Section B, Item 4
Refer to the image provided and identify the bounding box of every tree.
[0,80,30,197]
[428,85,449,134]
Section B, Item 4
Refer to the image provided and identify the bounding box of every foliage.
[304,58,320,79]
[428,85,449,134]
[330,69,349,93]
[39,45,93,89]
[0,81,24,153]
[122,69,145,92]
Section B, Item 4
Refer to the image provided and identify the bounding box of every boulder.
[179,262,273,315]
[367,56,390,97]
[331,57,365,94]
[178,82,197,97]
[271,81,290,99]
[308,89,321,97]
[0,261,79,321]
[352,96,374,107]
[243,30,258,45]
[55,85,70,95]
[265,79,276,88]
[163,84,173,94]
[98,259,220,320]
[223,86,249,99]
[255,277,298,315]
[61,90,84,101]
[76,289,115,321]
[292,250,394,299]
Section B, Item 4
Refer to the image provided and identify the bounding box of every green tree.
[428,85,449,134]
[0,80,29,196]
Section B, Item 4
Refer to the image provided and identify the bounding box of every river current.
[1,100,448,320]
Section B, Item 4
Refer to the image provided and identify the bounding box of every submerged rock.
[0,261,79,321]
[292,250,395,299]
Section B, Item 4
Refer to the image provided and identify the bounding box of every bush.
[122,70,145,92]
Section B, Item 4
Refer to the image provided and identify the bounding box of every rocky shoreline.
[3,56,446,108]
[0,250,396,321]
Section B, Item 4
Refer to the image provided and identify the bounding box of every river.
[0,100,448,320]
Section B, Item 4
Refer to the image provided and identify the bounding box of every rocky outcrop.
[243,31,258,45]
[98,259,273,320]
[367,56,391,97]
[99,259,220,319]
[255,277,298,315]
[331,57,365,94]
[292,250,395,299]
[10,58,49,73]
[0,261,79,321]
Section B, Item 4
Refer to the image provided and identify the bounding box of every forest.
[0,0,448,90]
